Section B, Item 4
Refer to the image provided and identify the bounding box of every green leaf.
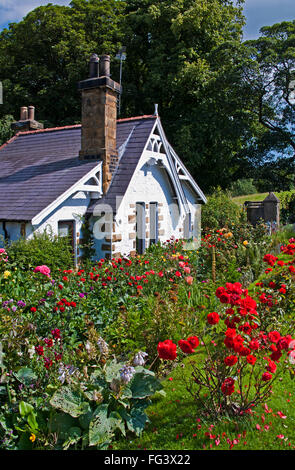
[50,386,90,418]
[105,360,124,383]
[88,404,115,447]
[27,413,39,432]
[108,411,126,437]
[62,426,82,450]
[14,368,37,386]
[124,408,149,436]
[49,412,77,438]
[78,409,93,430]
[130,372,162,399]
[19,401,34,417]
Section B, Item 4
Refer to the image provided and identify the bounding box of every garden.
[1,193,295,451]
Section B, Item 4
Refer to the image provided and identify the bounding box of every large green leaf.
[63,426,82,450]
[14,368,37,386]
[123,408,149,436]
[104,360,124,383]
[49,412,77,438]
[130,372,162,399]
[88,404,115,447]
[50,386,90,418]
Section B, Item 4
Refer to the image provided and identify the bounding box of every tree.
[0,115,14,146]
[242,21,295,190]
[0,0,254,192]
[0,1,125,127]
[121,0,255,191]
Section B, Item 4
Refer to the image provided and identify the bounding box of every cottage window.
[58,220,75,255]
[20,223,26,238]
[150,202,159,245]
[136,202,146,254]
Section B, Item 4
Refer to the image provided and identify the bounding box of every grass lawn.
[232,193,275,206]
[113,356,295,451]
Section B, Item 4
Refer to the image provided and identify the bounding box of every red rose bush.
[157,280,295,418]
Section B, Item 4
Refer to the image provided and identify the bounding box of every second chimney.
[78,54,121,194]
[11,106,44,133]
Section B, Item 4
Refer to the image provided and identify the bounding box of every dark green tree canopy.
[1,0,292,192]
[241,21,295,190]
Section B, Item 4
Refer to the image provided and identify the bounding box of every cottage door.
[136,202,146,254]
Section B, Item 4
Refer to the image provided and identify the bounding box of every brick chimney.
[11,106,44,132]
[78,53,121,194]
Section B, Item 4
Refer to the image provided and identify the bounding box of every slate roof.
[88,116,157,215]
[0,116,156,222]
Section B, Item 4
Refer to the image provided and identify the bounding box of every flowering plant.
[157,281,295,418]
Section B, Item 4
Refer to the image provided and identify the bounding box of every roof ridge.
[0,132,21,151]
[8,115,157,138]
[117,114,157,122]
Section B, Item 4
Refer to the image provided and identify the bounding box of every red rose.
[157,340,177,360]
[51,328,61,339]
[249,339,260,350]
[35,345,44,356]
[221,377,235,396]
[246,355,256,365]
[239,347,251,357]
[262,372,272,381]
[187,336,199,349]
[224,336,235,350]
[270,350,282,362]
[207,312,220,325]
[266,360,277,373]
[30,307,37,313]
[268,331,281,343]
[225,328,236,338]
[277,336,291,351]
[178,339,195,354]
[224,355,238,366]
[215,287,225,298]
[219,293,231,304]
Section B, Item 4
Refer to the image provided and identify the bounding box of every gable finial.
[154,104,158,116]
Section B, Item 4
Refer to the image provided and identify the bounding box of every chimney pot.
[28,105,35,121]
[20,106,28,121]
[89,53,99,78]
[100,55,110,77]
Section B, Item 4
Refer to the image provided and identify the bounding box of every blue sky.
[0,0,294,40]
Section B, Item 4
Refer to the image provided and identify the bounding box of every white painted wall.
[112,149,201,258]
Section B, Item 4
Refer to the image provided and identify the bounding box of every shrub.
[157,281,295,418]
[278,191,295,225]
[229,179,257,197]
[202,189,246,230]
[5,230,73,273]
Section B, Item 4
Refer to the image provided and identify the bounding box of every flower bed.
[0,226,294,450]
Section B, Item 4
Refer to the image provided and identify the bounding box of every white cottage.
[0,54,206,264]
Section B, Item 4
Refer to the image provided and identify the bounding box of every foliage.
[229,178,257,197]
[242,21,295,191]
[3,230,73,273]
[276,190,295,225]
[1,220,295,450]
[79,216,96,263]
[201,189,246,229]
[0,0,256,192]
[0,114,14,146]
[0,322,162,449]
[157,274,295,418]
[0,1,125,127]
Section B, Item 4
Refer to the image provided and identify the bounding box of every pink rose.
[34,265,51,277]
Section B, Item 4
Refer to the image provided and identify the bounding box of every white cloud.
[0,0,70,29]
